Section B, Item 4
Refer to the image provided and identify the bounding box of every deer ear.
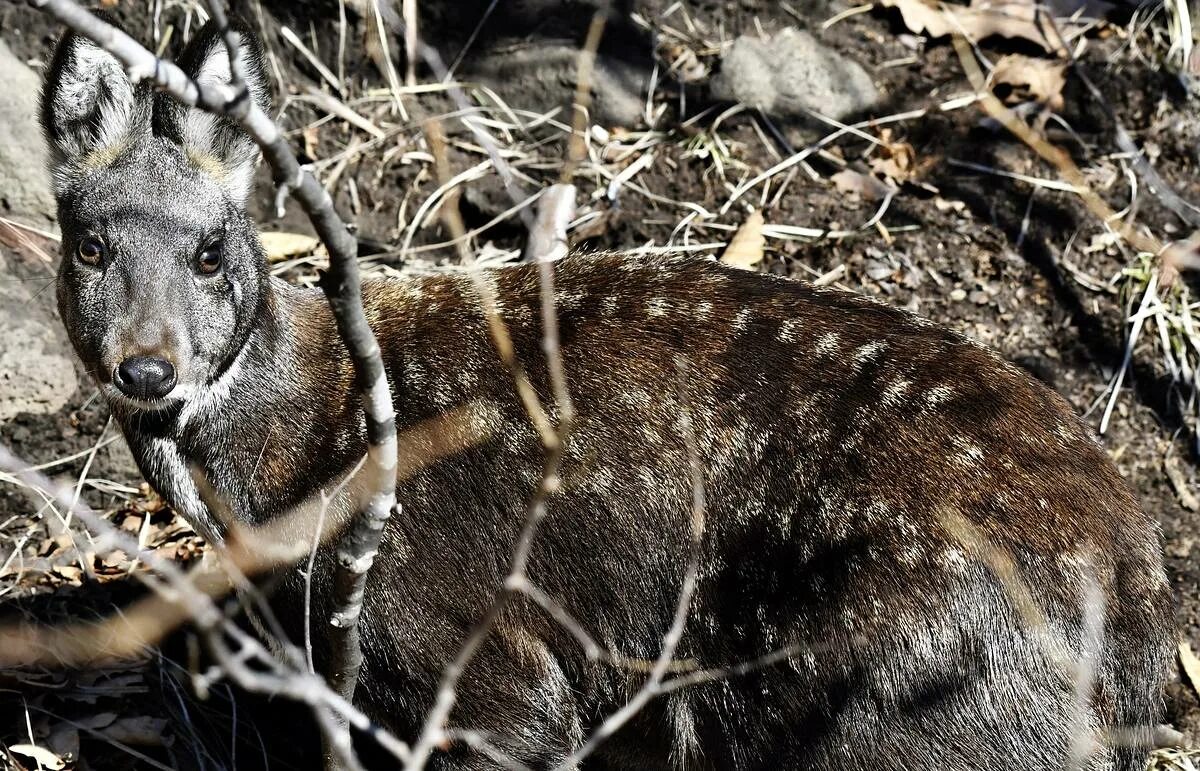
[41,21,152,193]
[163,19,271,206]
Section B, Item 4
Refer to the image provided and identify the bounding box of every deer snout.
[113,356,177,401]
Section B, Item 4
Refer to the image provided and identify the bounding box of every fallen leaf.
[721,210,765,269]
[0,220,59,265]
[75,712,119,730]
[6,744,66,770]
[45,724,79,762]
[991,54,1067,110]
[99,550,129,569]
[259,231,320,263]
[53,565,83,585]
[657,40,709,83]
[1180,642,1200,696]
[832,169,894,202]
[878,0,1070,55]
[934,196,967,213]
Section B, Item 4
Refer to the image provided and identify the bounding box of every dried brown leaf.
[45,724,79,762]
[1180,641,1200,696]
[878,0,1069,55]
[101,716,170,747]
[259,231,320,263]
[7,744,66,770]
[991,54,1067,110]
[75,712,119,730]
[721,210,765,269]
[53,565,83,585]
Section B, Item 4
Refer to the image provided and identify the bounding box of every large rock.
[709,28,880,122]
[0,242,142,517]
[0,248,75,422]
[464,43,652,128]
[0,39,56,226]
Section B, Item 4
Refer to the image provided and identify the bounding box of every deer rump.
[37,13,1171,771]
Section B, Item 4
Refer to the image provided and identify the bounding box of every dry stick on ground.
[25,0,401,710]
[375,7,537,233]
[950,34,1169,262]
[1036,11,1200,234]
[1072,65,1200,231]
[373,0,606,261]
[950,32,1200,434]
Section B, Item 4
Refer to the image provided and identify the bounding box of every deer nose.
[113,356,177,400]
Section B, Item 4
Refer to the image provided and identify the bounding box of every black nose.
[113,356,177,400]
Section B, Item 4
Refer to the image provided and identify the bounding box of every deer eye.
[77,236,105,266]
[197,241,224,275]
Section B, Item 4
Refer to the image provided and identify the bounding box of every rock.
[463,43,651,128]
[0,248,76,422]
[0,242,143,516]
[709,28,880,122]
[0,40,56,226]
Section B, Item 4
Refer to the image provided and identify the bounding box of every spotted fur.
[43,19,1172,771]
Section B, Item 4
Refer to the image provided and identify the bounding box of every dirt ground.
[3,0,1200,767]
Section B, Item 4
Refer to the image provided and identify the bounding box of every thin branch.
[551,357,706,770]
[0,443,413,766]
[1072,64,1200,230]
[202,0,247,103]
[525,3,609,265]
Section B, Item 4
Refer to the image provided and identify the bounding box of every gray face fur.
[43,19,271,412]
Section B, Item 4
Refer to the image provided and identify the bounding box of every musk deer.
[41,17,1172,771]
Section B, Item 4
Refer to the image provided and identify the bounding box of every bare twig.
[403,118,577,770]
[951,34,1164,260]
[523,3,610,265]
[0,443,412,766]
[550,357,705,769]
[374,10,536,232]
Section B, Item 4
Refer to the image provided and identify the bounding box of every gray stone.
[0,248,76,422]
[465,43,650,128]
[709,28,880,122]
[0,39,56,226]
